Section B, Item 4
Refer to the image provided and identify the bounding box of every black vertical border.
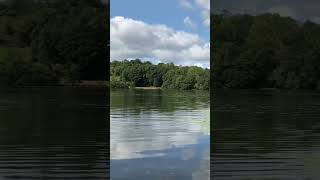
[106,0,110,179]
[210,0,214,179]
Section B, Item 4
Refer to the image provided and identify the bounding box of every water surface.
[0,87,108,179]
[111,89,210,180]
[212,90,320,180]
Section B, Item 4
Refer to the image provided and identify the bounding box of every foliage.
[110,59,209,90]
[212,12,320,90]
[0,0,108,86]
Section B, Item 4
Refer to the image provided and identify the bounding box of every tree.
[110,60,209,90]
[211,12,320,90]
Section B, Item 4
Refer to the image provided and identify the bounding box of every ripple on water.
[212,90,320,180]
[0,87,108,179]
[111,90,210,180]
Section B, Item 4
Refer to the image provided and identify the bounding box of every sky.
[110,0,210,68]
[212,0,320,24]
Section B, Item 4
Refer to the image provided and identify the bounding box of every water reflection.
[110,89,209,180]
[0,87,108,179]
[212,90,320,180]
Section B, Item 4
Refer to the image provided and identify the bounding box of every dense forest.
[211,12,320,89]
[110,60,209,90]
[0,0,108,86]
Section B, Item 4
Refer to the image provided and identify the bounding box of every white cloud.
[194,63,204,68]
[202,9,210,26]
[195,0,209,10]
[195,0,210,26]
[180,0,194,9]
[110,16,209,68]
[180,0,210,27]
[184,16,197,29]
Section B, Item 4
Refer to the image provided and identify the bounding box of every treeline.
[0,0,108,86]
[212,12,320,89]
[110,59,209,90]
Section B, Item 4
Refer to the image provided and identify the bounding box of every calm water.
[110,89,210,180]
[212,90,320,180]
[0,87,108,179]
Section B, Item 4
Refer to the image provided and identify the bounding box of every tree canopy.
[110,59,209,90]
[0,0,108,86]
[212,12,320,89]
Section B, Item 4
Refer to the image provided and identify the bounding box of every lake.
[110,89,210,180]
[212,90,320,180]
[0,87,108,179]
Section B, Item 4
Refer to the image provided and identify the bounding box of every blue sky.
[110,0,210,68]
[111,0,209,41]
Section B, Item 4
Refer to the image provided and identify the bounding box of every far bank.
[111,59,209,91]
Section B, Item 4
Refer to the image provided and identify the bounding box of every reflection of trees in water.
[191,109,210,135]
[110,90,209,160]
[212,90,320,179]
[110,89,210,179]
[0,145,108,178]
[0,87,108,178]
[111,89,209,113]
[304,153,320,178]
[213,90,320,154]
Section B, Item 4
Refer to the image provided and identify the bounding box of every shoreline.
[132,87,161,90]
[111,87,209,91]
[1,81,109,88]
[71,80,108,87]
